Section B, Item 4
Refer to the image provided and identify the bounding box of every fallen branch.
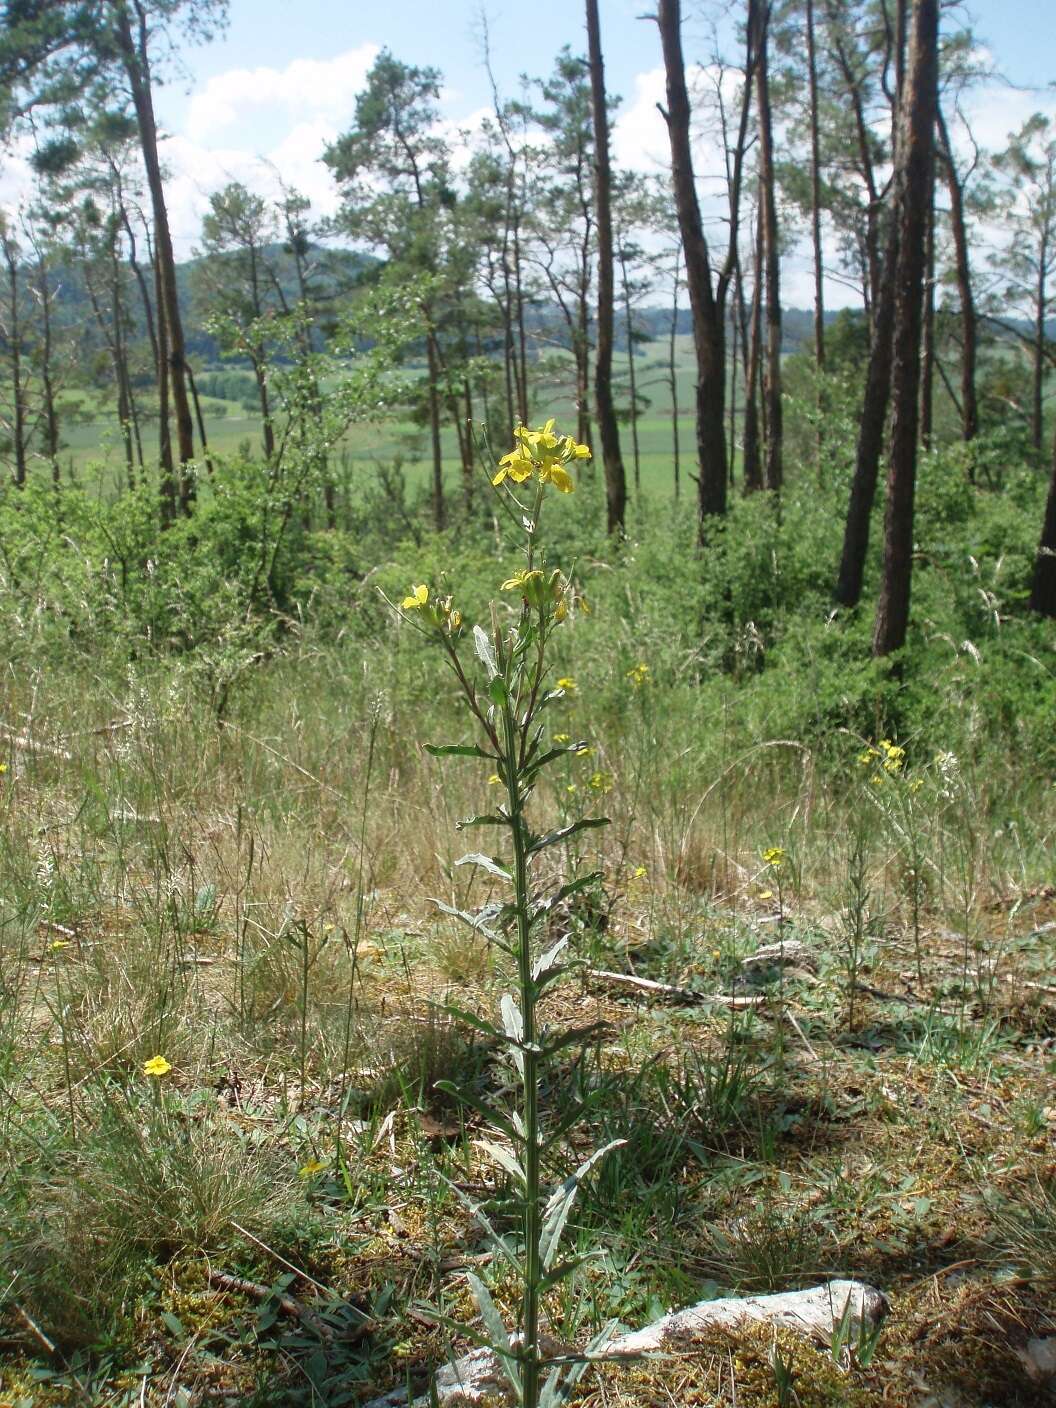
[738,939,817,975]
[587,969,766,1009]
[207,1271,346,1343]
[0,725,72,761]
[364,1279,888,1407]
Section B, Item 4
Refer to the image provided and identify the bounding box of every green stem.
[502,689,541,1408]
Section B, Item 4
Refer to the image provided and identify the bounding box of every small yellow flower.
[576,745,593,757]
[401,584,429,610]
[487,773,501,785]
[633,866,647,879]
[761,847,786,869]
[143,1055,172,1078]
[588,771,613,793]
[556,677,576,695]
[298,1158,326,1179]
[712,948,722,959]
[553,733,571,744]
[627,662,650,687]
[0,762,7,774]
[870,773,884,785]
[758,889,773,901]
[566,783,577,794]
[49,940,70,951]
[909,777,924,793]
[501,568,544,593]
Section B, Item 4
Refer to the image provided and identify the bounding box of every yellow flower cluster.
[626,662,649,688]
[501,567,571,620]
[858,738,906,785]
[493,419,591,494]
[761,846,786,869]
[401,583,462,634]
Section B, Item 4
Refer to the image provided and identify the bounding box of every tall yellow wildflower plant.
[396,421,620,1408]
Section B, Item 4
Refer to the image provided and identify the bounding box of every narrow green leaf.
[465,1273,513,1359]
[455,852,513,882]
[539,1140,626,1271]
[430,1000,503,1043]
[433,1080,520,1144]
[436,1172,520,1272]
[476,1138,525,1185]
[456,813,511,831]
[528,817,610,856]
[500,993,525,1078]
[532,935,569,980]
[488,675,509,707]
[541,1022,613,1060]
[473,624,498,677]
[430,898,501,942]
[424,743,496,760]
[534,872,604,916]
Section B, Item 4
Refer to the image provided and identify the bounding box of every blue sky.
[136,0,1056,305]
[2,0,1046,306]
[164,0,1055,117]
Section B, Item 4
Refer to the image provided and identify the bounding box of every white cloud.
[184,44,380,143]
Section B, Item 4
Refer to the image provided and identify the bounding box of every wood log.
[364,1279,888,1407]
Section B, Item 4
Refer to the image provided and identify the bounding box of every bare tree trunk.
[807,0,825,372]
[154,253,176,523]
[586,0,628,533]
[1030,437,1056,615]
[33,249,60,483]
[426,330,446,530]
[873,0,939,658]
[743,212,764,495]
[755,2,783,491]
[920,177,936,449]
[937,107,978,441]
[114,1,196,502]
[1033,238,1048,454]
[3,236,27,487]
[669,241,682,499]
[834,212,899,606]
[618,244,642,496]
[657,0,728,525]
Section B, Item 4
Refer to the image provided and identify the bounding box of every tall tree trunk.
[34,251,60,482]
[155,253,176,523]
[806,0,826,475]
[1029,436,1056,615]
[937,107,978,441]
[807,0,825,372]
[619,245,642,495]
[755,3,783,491]
[114,0,196,500]
[576,218,593,448]
[743,212,764,495]
[3,238,27,487]
[920,177,936,449]
[834,214,900,606]
[586,0,627,533]
[657,0,728,525]
[669,241,682,500]
[873,0,939,658]
[1033,237,1048,454]
[425,329,445,530]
